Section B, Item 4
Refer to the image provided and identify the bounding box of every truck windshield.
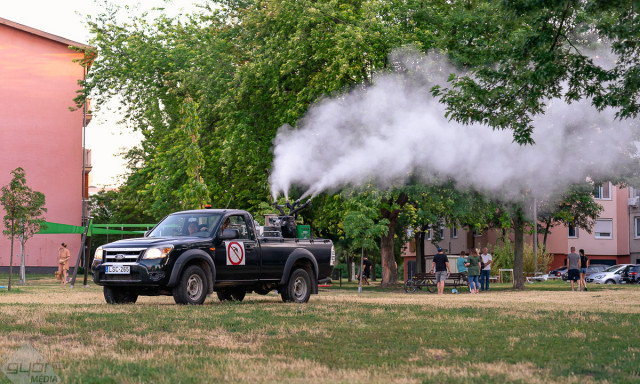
[147,213,223,238]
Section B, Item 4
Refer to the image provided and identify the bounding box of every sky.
[0,0,201,187]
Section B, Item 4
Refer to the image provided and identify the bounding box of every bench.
[404,272,468,293]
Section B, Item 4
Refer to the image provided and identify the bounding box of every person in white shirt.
[480,247,492,291]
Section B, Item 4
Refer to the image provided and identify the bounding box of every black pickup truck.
[91,208,335,305]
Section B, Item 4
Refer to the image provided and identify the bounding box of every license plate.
[105,265,130,274]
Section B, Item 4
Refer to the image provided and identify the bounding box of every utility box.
[296,225,311,239]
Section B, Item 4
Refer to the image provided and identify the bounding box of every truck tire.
[216,288,246,302]
[172,265,208,305]
[104,286,138,304]
[282,268,312,303]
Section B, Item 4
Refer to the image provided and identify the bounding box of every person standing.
[431,247,451,295]
[361,255,372,285]
[480,247,492,292]
[579,249,589,291]
[465,248,481,294]
[457,251,468,291]
[566,246,581,291]
[57,243,71,285]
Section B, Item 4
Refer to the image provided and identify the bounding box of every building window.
[426,228,432,240]
[593,182,611,200]
[473,229,483,237]
[568,225,578,238]
[439,225,445,239]
[451,227,458,239]
[594,219,613,239]
[635,217,640,238]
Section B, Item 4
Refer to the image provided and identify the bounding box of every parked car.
[548,267,567,279]
[621,265,640,284]
[562,264,609,281]
[585,264,636,284]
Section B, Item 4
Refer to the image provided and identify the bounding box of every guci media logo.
[1,343,62,384]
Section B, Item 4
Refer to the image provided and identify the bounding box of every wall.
[0,23,86,267]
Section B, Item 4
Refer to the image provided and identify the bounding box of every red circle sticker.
[226,241,245,265]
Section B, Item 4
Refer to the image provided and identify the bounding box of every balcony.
[83,148,92,173]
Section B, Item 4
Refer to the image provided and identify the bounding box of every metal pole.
[70,219,91,288]
[358,246,365,293]
[533,197,538,273]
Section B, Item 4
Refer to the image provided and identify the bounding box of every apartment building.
[0,18,92,270]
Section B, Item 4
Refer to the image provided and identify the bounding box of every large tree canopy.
[80,0,640,286]
[431,0,640,144]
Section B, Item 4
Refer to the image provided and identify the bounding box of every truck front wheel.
[173,265,208,305]
[282,268,312,303]
[104,286,138,304]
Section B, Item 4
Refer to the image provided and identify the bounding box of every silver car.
[586,264,636,284]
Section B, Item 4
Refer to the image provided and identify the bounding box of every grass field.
[1,274,639,383]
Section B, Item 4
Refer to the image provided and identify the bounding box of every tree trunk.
[380,224,398,287]
[542,220,551,254]
[380,193,409,287]
[512,210,525,290]
[8,218,14,291]
[19,235,26,284]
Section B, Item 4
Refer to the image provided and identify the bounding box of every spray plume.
[270,49,638,202]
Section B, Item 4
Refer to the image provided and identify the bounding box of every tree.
[403,182,496,274]
[422,0,640,289]
[431,0,640,145]
[537,185,604,252]
[1,168,47,290]
[342,195,390,286]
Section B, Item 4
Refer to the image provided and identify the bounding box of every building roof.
[0,17,92,51]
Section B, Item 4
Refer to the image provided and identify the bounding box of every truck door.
[214,214,260,281]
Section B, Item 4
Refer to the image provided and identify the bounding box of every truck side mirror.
[219,228,239,240]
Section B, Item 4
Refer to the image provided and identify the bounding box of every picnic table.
[404,272,468,293]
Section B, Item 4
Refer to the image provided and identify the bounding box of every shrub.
[490,239,552,278]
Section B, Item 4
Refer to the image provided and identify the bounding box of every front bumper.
[92,260,170,286]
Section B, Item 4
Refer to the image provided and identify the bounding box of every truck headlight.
[94,247,103,261]
[143,246,173,259]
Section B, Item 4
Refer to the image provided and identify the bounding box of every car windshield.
[603,265,622,273]
[147,213,222,238]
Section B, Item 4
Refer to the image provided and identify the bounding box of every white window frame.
[568,225,578,239]
[439,225,445,239]
[451,227,458,239]
[635,217,640,238]
[594,219,613,239]
[426,228,432,240]
[593,182,611,200]
[473,229,483,238]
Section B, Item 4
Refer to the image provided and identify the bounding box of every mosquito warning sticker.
[225,241,245,265]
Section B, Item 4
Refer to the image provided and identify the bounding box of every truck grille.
[102,272,140,281]
[104,248,145,263]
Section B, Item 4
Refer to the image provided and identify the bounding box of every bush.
[490,239,552,276]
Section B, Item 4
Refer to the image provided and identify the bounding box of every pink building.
[0,18,92,270]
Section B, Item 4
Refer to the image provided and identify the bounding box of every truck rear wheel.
[173,265,208,305]
[104,286,138,304]
[282,268,312,303]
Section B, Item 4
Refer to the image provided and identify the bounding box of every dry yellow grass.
[1,278,638,383]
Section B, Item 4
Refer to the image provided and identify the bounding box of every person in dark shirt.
[431,247,451,295]
[579,249,589,292]
[360,255,372,285]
